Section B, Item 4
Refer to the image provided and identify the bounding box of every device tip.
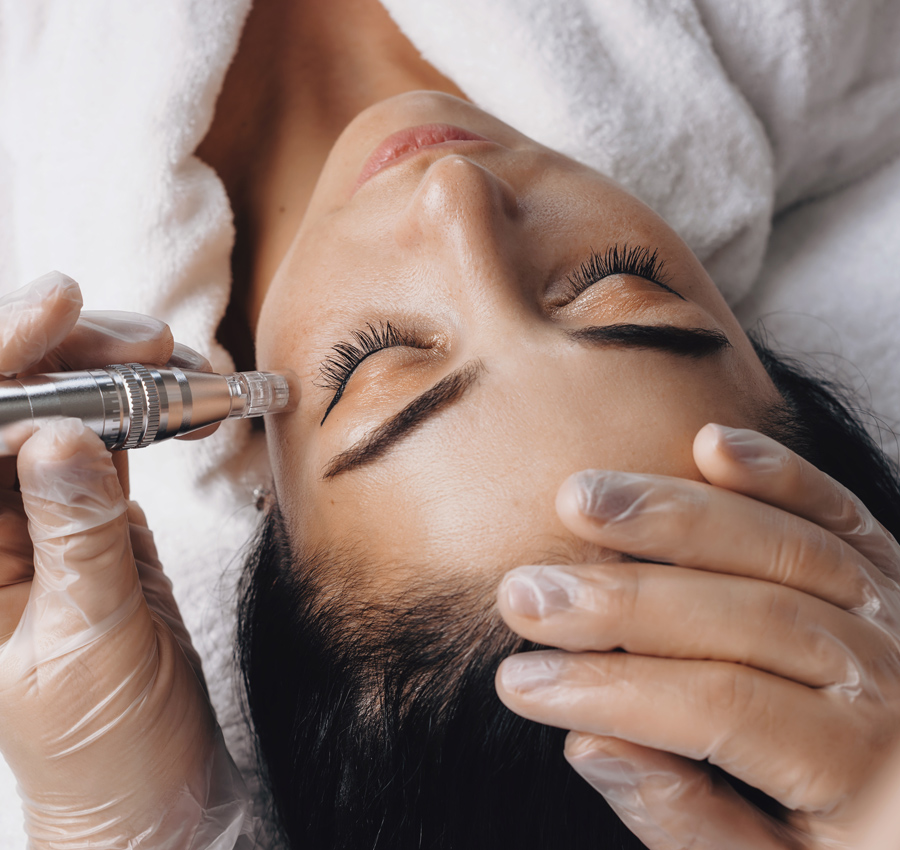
[268,370,300,413]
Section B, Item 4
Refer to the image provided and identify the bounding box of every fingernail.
[167,342,211,372]
[77,310,169,343]
[503,566,580,618]
[0,271,80,308]
[572,470,649,522]
[498,653,565,693]
[708,423,788,470]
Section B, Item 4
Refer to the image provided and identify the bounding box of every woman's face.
[256,92,781,593]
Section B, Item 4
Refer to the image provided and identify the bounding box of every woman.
[2,1,900,848]
[233,90,900,849]
[4,98,900,850]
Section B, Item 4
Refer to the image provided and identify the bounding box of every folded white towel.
[1,0,899,845]
[385,0,900,301]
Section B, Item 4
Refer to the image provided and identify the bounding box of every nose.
[393,155,525,309]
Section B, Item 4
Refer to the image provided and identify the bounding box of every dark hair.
[237,333,900,850]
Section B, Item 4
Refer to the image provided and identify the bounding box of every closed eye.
[316,321,428,424]
[562,244,682,304]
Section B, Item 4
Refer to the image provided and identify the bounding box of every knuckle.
[767,518,830,584]
[753,583,805,639]
[590,566,641,624]
[40,515,131,571]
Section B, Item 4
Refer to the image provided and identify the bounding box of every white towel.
[1,0,900,844]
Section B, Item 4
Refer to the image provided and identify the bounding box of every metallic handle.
[0,365,296,455]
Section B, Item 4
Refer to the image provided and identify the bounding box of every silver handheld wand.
[0,364,297,456]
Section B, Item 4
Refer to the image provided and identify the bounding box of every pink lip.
[354,123,492,191]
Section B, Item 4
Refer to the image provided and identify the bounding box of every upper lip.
[354,123,495,192]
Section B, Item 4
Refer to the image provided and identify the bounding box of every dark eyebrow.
[322,323,730,480]
[322,360,483,480]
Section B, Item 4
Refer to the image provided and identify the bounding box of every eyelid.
[317,321,432,424]
[559,243,681,305]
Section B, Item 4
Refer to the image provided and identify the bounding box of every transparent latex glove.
[0,273,251,849]
[846,742,900,850]
[495,423,900,849]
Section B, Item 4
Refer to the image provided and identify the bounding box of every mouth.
[354,123,493,192]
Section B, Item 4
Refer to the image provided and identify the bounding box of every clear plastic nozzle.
[224,371,297,419]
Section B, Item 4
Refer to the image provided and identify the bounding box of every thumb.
[14,418,140,664]
[564,733,797,850]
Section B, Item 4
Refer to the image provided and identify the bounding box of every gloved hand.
[496,423,900,849]
[0,272,251,849]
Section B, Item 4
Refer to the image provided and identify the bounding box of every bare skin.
[197,0,466,361]
[195,5,900,847]
[253,90,782,590]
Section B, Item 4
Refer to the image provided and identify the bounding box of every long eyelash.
[565,243,669,300]
[317,321,413,393]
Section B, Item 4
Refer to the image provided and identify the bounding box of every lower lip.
[354,123,492,191]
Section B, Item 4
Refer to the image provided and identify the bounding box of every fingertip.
[692,422,735,483]
[564,730,616,761]
[167,342,212,372]
[564,735,650,804]
[497,567,541,622]
[694,423,790,488]
[555,471,589,528]
[0,272,83,376]
[34,310,177,372]
[24,270,83,306]
[693,422,726,460]
[13,271,83,323]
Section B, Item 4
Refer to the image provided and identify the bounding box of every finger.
[0,271,82,376]
[15,419,142,654]
[495,650,858,812]
[564,733,797,850]
[36,311,175,372]
[166,342,212,373]
[694,424,900,580]
[497,563,876,691]
[555,469,887,612]
[852,741,900,850]
[126,501,204,682]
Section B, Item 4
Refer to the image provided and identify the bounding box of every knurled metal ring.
[109,365,145,450]
[126,363,161,448]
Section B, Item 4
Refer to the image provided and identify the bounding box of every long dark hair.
[236,334,900,849]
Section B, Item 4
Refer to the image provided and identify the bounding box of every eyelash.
[563,243,669,302]
[317,321,424,420]
[318,243,669,420]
